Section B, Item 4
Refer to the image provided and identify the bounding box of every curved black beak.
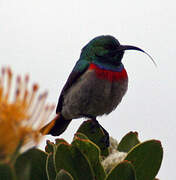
[116,45,157,67]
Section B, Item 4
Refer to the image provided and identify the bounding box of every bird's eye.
[104,44,117,50]
[95,52,102,57]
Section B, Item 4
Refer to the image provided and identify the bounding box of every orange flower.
[0,67,55,161]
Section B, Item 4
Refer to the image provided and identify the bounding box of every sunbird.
[41,35,155,143]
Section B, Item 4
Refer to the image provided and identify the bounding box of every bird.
[41,35,155,142]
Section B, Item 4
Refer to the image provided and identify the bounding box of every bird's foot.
[89,118,100,133]
[90,118,110,147]
[100,127,110,148]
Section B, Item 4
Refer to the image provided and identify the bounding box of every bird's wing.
[56,59,90,113]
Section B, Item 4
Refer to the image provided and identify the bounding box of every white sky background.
[0,0,175,179]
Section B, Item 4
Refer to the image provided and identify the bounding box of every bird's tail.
[40,113,72,136]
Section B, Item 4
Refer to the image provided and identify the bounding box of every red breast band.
[89,63,128,82]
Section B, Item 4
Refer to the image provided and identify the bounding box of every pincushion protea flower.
[101,137,127,173]
[0,67,55,162]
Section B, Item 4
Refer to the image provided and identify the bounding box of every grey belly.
[61,70,128,119]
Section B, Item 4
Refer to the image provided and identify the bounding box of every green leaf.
[73,132,89,140]
[55,169,73,180]
[77,120,109,157]
[72,133,106,180]
[55,138,68,147]
[106,161,136,180]
[125,140,163,180]
[46,153,57,180]
[55,142,94,180]
[117,131,140,152]
[45,140,56,154]
[15,148,48,180]
[0,162,16,180]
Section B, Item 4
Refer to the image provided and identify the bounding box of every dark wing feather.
[56,59,90,113]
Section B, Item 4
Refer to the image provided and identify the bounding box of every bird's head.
[80,35,156,66]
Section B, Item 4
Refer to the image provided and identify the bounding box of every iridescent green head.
[80,35,156,66]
